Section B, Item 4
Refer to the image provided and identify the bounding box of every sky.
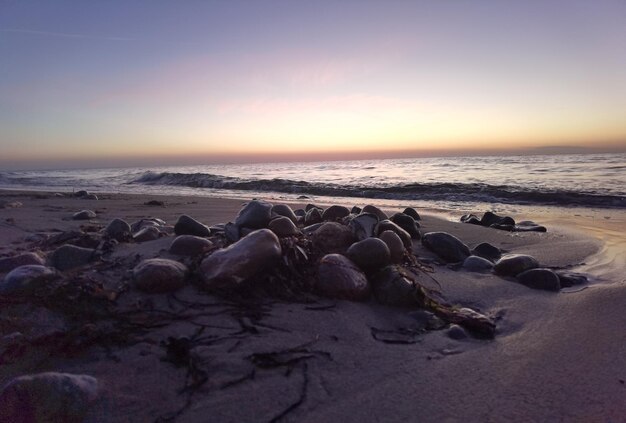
[1,0,625,170]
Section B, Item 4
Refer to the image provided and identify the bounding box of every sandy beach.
[0,189,624,422]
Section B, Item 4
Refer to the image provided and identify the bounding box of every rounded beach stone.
[461,214,482,225]
[0,372,99,423]
[305,203,322,212]
[1,265,56,297]
[235,200,273,229]
[200,229,282,288]
[104,218,132,242]
[0,253,45,273]
[304,207,323,225]
[133,258,188,293]
[74,190,89,198]
[514,221,547,232]
[390,213,421,238]
[556,271,588,288]
[421,232,471,263]
[268,216,299,237]
[312,222,355,254]
[517,268,560,291]
[174,215,211,237]
[378,230,405,263]
[480,211,515,227]
[294,208,306,217]
[377,220,412,249]
[447,324,468,340]
[132,226,161,242]
[471,242,502,262]
[49,245,95,271]
[350,206,362,214]
[402,207,421,221]
[348,213,378,241]
[362,204,388,221]
[169,235,213,256]
[321,205,350,222]
[271,204,298,224]
[494,254,540,277]
[130,218,166,233]
[346,238,391,273]
[72,210,96,220]
[369,265,417,307]
[462,255,494,272]
[316,254,370,301]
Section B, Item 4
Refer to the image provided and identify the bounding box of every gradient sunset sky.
[1,0,625,169]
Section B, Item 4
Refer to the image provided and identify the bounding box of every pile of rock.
[461,211,547,232]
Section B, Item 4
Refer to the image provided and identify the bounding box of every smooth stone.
[481,211,515,227]
[348,213,379,241]
[1,265,57,297]
[169,235,213,256]
[0,372,99,423]
[556,271,588,288]
[305,204,322,212]
[224,222,240,243]
[514,221,547,232]
[72,210,96,220]
[133,258,188,293]
[74,190,89,197]
[294,209,306,217]
[200,229,282,288]
[316,254,370,301]
[390,213,421,238]
[369,265,417,307]
[377,220,412,249]
[0,253,45,273]
[132,226,161,242]
[471,242,502,262]
[304,207,323,225]
[208,223,225,233]
[302,222,324,234]
[494,254,540,276]
[402,207,421,221]
[490,223,515,231]
[175,215,210,237]
[144,200,165,206]
[460,214,482,225]
[447,324,468,340]
[362,204,388,221]
[271,204,298,224]
[49,245,95,271]
[321,205,350,221]
[517,268,561,291]
[104,218,132,242]
[350,206,362,214]
[462,255,494,272]
[378,230,405,263]
[421,232,470,263]
[130,218,166,233]
[346,238,391,273]
[268,216,300,237]
[234,200,272,229]
[312,222,355,254]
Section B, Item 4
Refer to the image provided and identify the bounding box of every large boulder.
[316,254,369,301]
[494,254,540,277]
[346,238,391,273]
[1,265,57,297]
[312,222,355,254]
[369,265,418,307]
[169,235,213,256]
[104,218,131,242]
[0,253,45,273]
[421,232,470,263]
[234,200,273,229]
[49,245,95,271]
[133,258,188,293]
[517,268,560,291]
[174,215,211,237]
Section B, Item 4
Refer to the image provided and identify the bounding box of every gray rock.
[294,209,306,217]
[481,211,515,227]
[402,207,421,221]
[132,226,161,242]
[369,265,417,307]
[169,235,213,256]
[514,221,547,232]
[422,232,470,263]
[316,254,370,301]
[390,213,421,239]
[302,222,324,234]
[0,253,45,273]
[130,218,166,233]
[224,222,240,243]
[304,207,323,225]
[350,206,362,214]
[462,255,494,272]
[312,222,355,254]
[133,258,188,293]
[235,200,273,229]
[1,265,57,296]
[378,230,405,263]
[271,204,298,224]
[74,190,89,198]
[447,324,468,340]
[346,238,391,273]
[556,271,588,288]
[460,214,482,225]
[471,242,502,262]
[305,203,322,212]
[174,215,211,237]
[0,372,99,423]
[348,213,379,241]
[362,204,388,221]
[49,245,95,271]
[377,220,412,249]
[268,216,300,237]
[322,205,350,221]
[517,268,560,291]
[200,229,282,289]
[104,218,132,242]
[494,254,540,276]
[72,210,96,220]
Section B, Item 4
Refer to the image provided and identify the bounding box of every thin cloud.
[0,28,135,41]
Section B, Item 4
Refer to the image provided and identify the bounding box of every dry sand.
[0,190,624,422]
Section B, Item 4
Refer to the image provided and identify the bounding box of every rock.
[235,200,273,229]
[490,223,515,231]
[402,207,421,221]
[302,222,324,234]
[305,203,322,212]
[471,242,502,262]
[83,194,98,200]
[378,230,405,263]
[556,271,588,288]
[517,268,561,291]
[224,222,240,243]
[362,205,388,221]
[346,238,391,273]
[348,213,379,241]
[304,207,323,225]
[408,310,445,330]
[421,232,470,263]
[294,209,306,217]
[447,324,468,340]
[460,214,482,225]
[0,372,99,423]
[494,254,540,276]
[316,254,370,301]
[480,211,515,227]
[72,210,96,220]
[208,223,225,233]
[74,190,89,198]
[130,218,166,233]
[350,206,362,214]
[377,220,412,249]
[0,265,57,297]
[133,258,188,293]
[49,245,95,271]
[321,205,350,221]
[514,221,547,232]
[104,218,132,242]
[271,204,298,224]
[200,229,282,288]
[132,226,161,242]
[0,253,45,273]
[144,200,165,206]
[312,222,355,254]
[174,215,211,237]
[462,255,494,272]
[390,213,421,238]
[268,216,300,237]
[369,265,417,307]
[169,235,213,256]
